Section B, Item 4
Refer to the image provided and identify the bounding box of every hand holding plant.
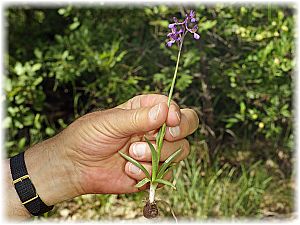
[5,11,199,220]
[119,10,200,219]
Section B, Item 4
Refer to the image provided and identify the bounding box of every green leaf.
[157,148,182,179]
[3,117,12,128]
[156,124,166,150]
[145,137,158,180]
[149,20,169,28]
[34,113,41,129]
[154,179,176,190]
[45,127,56,136]
[33,77,43,86]
[32,63,42,72]
[116,50,127,62]
[69,21,80,30]
[198,20,217,32]
[119,151,151,179]
[240,102,246,115]
[135,178,151,188]
[18,137,26,150]
[14,62,24,76]
[34,48,42,59]
[155,128,161,146]
[158,163,177,179]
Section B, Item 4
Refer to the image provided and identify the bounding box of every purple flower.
[189,10,196,19]
[168,23,175,29]
[167,39,175,47]
[166,10,200,47]
[193,33,200,39]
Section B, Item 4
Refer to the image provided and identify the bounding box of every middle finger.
[128,139,190,162]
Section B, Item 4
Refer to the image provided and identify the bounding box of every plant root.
[156,199,178,223]
[143,200,159,219]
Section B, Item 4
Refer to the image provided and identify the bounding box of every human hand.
[59,94,199,196]
[21,94,199,208]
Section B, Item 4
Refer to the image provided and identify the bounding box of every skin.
[5,94,199,220]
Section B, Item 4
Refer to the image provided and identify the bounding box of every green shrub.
[5,5,294,158]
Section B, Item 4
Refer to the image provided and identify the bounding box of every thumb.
[109,102,168,135]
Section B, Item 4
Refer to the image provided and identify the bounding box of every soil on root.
[143,200,158,219]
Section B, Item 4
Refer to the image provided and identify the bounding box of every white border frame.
[0,0,298,224]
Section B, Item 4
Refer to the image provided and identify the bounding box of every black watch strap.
[10,152,54,216]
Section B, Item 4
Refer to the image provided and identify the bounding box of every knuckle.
[130,110,141,130]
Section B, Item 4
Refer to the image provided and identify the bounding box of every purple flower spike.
[193,33,200,39]
[168,23,175,29]
[166,9,200,47]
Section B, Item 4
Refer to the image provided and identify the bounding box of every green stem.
[149,35,185,202]
[167,37,184,107]
[156,37,185,169]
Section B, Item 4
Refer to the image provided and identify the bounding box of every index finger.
[117,94,181,127]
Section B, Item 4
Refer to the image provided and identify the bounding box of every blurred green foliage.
[5,5,294,157]
[4,4,295,220]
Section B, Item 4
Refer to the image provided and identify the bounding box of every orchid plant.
[119,10,200,219]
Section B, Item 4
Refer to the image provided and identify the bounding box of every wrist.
[24,135,83,206]
[5,159,31,219]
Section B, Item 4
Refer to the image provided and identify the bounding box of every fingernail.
[129,163,141,175]
[149,103,161,121]
[169,126,180,137]
[133,143,146,158]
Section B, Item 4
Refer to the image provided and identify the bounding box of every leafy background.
[5,4,295,220]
